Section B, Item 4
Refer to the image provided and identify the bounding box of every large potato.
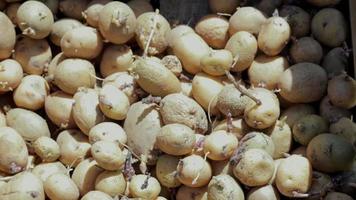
[100,45,134,78]
[0,59,23,93]
[327,74,356,109]
[0,11,16,60]
[98,84,130,120]
[330,117,356,149]
[207,174,244,200]
[129,174,161,199]
[91,141,125,171]
[279,5,310,38]
[229,7,266,35]
[50,19,83,46]
[204,130,238,161]
[32,162,68,183]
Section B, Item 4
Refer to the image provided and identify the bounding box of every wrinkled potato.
[102,72,138,104]
[99,84,130,120]
[279,5,310,38]
[44,173,80,200]
[95,171,126,197]
[0,11,16,60]
[59,0,88,20]
[81,191,113,200]
[91,141,125,171]
[292,114,328,146]
[266,119,292,159]
[100,45,134,78]
[247,185,280,200]
[31,162,68,183]
[327,74,356,109]
[208,174,244,200]
[330,117,356,149]
[200,49,233,76]
[83,0,111,28]
[280,104,316,127]
[127,0,153,17]
[322,47,348,78]
[129,174,161,200]
[229,7,266,35]
[0,59,23,93]
[50,19,83,46]
[176,186,207,200]
[213,118,251,140]
[89,122,127,148]
[319,96,352,123]
[239,131,275,157]
[204,130,238,161]
[161,55,182,77]
[155,154,181,188]
[33,136,60,162]
[289,37,323,64]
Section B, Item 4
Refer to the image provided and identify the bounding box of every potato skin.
[91,141,125,171]
[33,136,60,163]
[327,74,356,109]
[83,0,111,28]
[280,104,316,127]
[229,7,266,35]
[99,84,130,120]
[208,0,240,14]
[44,173,80,200]
[81,191,113,200]
[100,45,134,78]
[59,0,88,20]
[32,162,67,183]
[177,155,212,188]
[217,84,251,117]
[322,47,348,78]
[95,171,126,197]
[320,96,352,123]
[0,11,16,60]
[207,174,244,200]
[289,37,323,64]
[129,174,161,199]
[0,59,23,93]
[127,0,154,17]
[247,185,280,200]
[204,130,238,161]
[50,19,83,46]
[156,155,181,188]
[102,72,138,104]
[200,49,233,76]
[279,5,310,38]
[266,120,292,159]
[89,122,127,147]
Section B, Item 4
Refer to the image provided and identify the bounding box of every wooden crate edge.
[350,0,356,78]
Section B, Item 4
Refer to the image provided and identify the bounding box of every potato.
[4,2,20,25]
[247,185,280,200]
[176,186,207,200]
[161,55,182,77]
[59,0,88,20]
[0,111,5,127]
[129,174,161,200]
[91,141,125,171]
[324,192,354,200]
[133,57,181,97]
[278,63,327,103]
[279,5,310,38]
[0,11,15,60]
[266,119,292,159]
[61,26,103,60]
[330,118,356,149]
[292,114,328,146]
[98,1,136,44]
[72,158,104,196]
[6,108,50,141]
[169,31,210,74]
[320,96,352,123]
[204,130,238,161]
[50,19,83,46]
[32,162,67,183]
[255,0,282,16]
[166,25,194,47]
[156,154,181,188]
[0,59,23,93]
[208,174,244,200]
[213,118,251,140]
[311,8,347,47]
[0,172,45,200]
[327,74,356,109]
[208,0,239,14]
[229,7,266,35]
[276,155,312,197]
[248,55,289,90]
[307,134,355,173]
[73,88,105,135]
[56,129,91,167]
[33,136,60,162]
[102,72,138,104]
[13,37,52,75]
[81,191,113,200]
[322,47,348,78]
[289,37,323,64]
[258,16,291,56]
[244,87,280,129]
[45,52,66,82]
[156,123,195,156]
[0,127,28,174]
[160,93,208,134]
[98,84,129,120]
[13,75,49,111]
[177,155,212,188]
[280,104,316,127]
[45,91,76,128]
[36,0,59,15]
[239,131,275,156]
[232,148,275,186]
[100,45,134,78]
[89,122,127,148]
[95,171,126,197]
[127,0,153,17]
[200,49,233,76]
[192,72,223,115]
[44,173,79,200]
[124,101,162,171]
[195,14,229,49]
[225,31,257,72]
[83,0,110,28]
[307,0,341,7]
[307,171,332,200]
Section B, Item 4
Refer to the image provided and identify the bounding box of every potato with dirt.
[208,174,245,200]
[0,59,23,93]
[289,37,323,64]
[33,136,60,162]
[50,19,83,46]
[129,174,161,199]
[229,7,266,35]
[100,45,134,78]
[279,5,310,38]
[0,11,16,60]
[327,74,356,109]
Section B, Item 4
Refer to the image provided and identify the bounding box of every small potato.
[244,87,280,129]
[278,63,327,103]
[127,0,153,17]
[0,11,15,60]
[330,118,356,149]
[155,154,181,188]
[320,96,352,123]
[61,26,103,60]
[50,19,83,46]
[258,16,291,56]
[292,114,328,146]
[44,173,79,200]
[45,91,76,128]
[311,8,347,47]
[192,72,223,115]
[324,192,354,200]
[327,74,356,109]
[322,47,348,78]
[160,93,208,134]
[0,59,23,93]
[307,0,341,7]
[176,186,207,200]
[133,57,181,97]
[72,158,104,196]
[276,155,312,197]
[99,84,130,120]
[213,118,251,140]
[59,0,88,20]
[266,119,292,159]
[195,14,229,49]
[73,88,105,135]
[98,1,136,44]
[232,148,275,186]
[129,174,161,200]
[32,162,67,183]
[307,134,355,173]
[204,130,238,161]
[247,185,280,200]
[208,174,244,200]
[177,155,212,188]
[289,37,323,64]
[56,129,91,167]
[83,0,111,28]
[4,2,20,25]
[208,0,240,14]
[100,45,134,78]
[17,1,54,39]
[239,132,275,157]
[13,37,52,75]
[0,127,28,174]
[280,104,316,127]
[279,5,310,38]
[33,136,60,162]
[156,123,195,156]
[91,141,125,171]
[135,12,170,55]
[200,49,233,76]
[95,171,126,197]
[161,55,182,77]
[102,72,138,104]
[248,55,289,90]
[229,7,266,35]
[13,75,49,111]
[89,122,127,147]
[81,191,113,200]
[225,31,258,72]
[6,108,50,141]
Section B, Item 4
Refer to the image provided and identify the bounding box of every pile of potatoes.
[0,0,356,199]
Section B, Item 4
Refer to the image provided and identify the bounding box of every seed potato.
[320,96,352,123]
[177,155,212,188]
[129,174,161,200]
[81,191,113,200]
[100,45,134,78]
[99,84,130,120]
[207,174,245,200]
[247,185,280,200]
[322,47,348,78]
[83,0,111,28]
[155,154,181,188]
[89,122,127,147]
[102,72,138,104]
[229,7,266,35]
[289,37,323,64]
[44,173,80,200]
[95,171,126,197]
[0,11,16,60]
[327,74,356,109]
[33,136,60,162]
[203,130,238,161]
[279,5,310,38]
[0,59,23,93]
[50,19,83,46]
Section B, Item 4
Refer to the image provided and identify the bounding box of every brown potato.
[83,0,111,28]
[229,7,266,35]
[100,45,134,78]
[289,37,323,64]
[255,0,282,16]
[307,171,332,200]
[324,192,354,200]
[327,74,356,109]
[5,3,20,25]
[59,0,88,20]
[127,0,153,17]
[95,171,126,197]
[50,19,83,46]
[0,11,16,60]
[322,47,348,78]
[320,96,352,123]
[0,59,23,93]
[330,117,356,149]
[176,186,207,200]
[279,5,310,38]
[89,122,127,148]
